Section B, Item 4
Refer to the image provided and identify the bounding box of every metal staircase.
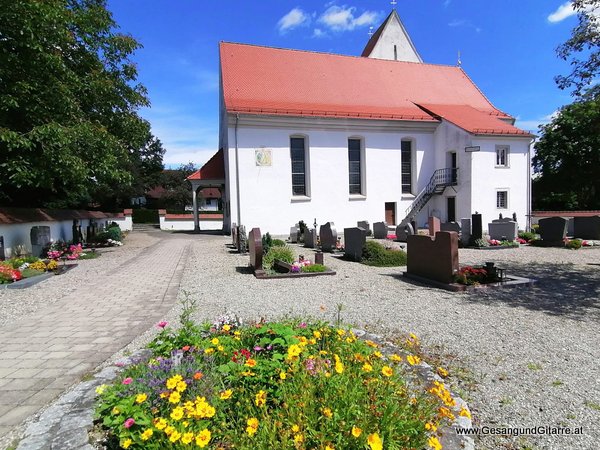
[398,167,458,229]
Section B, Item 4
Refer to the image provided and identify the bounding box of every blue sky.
[107,1,584,168]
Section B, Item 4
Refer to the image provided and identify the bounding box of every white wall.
[368,14,421,62]
[159,217,223,231]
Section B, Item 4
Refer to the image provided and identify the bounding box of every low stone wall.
[158,210,223,231]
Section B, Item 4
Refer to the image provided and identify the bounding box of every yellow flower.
[381,366,393,377]
[169,430,181,443]
[169,391,181,404]
[176,380,187,393]
[425,422,437,432]
[204,348,214,355]
[367,432,383,450]
[166,374,183,390]
[217,345,225,352]
[362,362,373,372]
[287,344,302,359]
[196,429,211,447]
[459,407,472,419]
[141,428,153,441]
[95,384,107,395]
[325,445,335,450]
[334,354,344,374]
[246,417,259,436]
[406,354,421,366]
[220,389,233,400]
[322,407,333,418]
[112,407,120,415]
[164,425,175,436]
[336,328,346,336]
[391,354,402,362]
[121,438,132,449]
[373,351,383,359]
[428,436,442,450]
[153,418,167,430]
[181,432,194,445]
[365,340,378,348]
[313,330,322,339]
[223,324,231,331]
[352,426,362,437]
[135,393,147,404]
[241,370,255,377]
[439,406,455,420]
[211,337,220,345]
[291,424,300,433]
[255,390,267,407]
[437,367,449,378]
[234,330,241,336]
[245,358,257,367]
[193,397,216,418]
[170,406,184,421]
[279,371,287,380]
[294,433,304,444]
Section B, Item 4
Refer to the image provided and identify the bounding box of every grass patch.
[584,401,600,411]
[361,240,407,267]
[20,268,45,279]
[527,363,543,371]
[79,251,101,260]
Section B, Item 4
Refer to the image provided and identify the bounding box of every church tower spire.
[361,9,422,63]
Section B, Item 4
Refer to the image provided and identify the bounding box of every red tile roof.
[219,42,514,125]
[187,149,225,181]
[416,104,533,137]
[200,188,221,199]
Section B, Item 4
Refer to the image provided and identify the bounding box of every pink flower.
[115,361,125,367]
[122,377,133,385]
[298,322,307,328]
[124,418,135,428]
[157,321,168,329]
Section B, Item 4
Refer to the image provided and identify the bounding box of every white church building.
[191,10,533,235]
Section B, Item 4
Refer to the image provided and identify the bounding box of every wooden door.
[385,202,396,225]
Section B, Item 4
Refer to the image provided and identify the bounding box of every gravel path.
[2,233,599,449]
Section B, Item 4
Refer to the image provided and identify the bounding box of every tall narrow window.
[401,140,413,194]
[348,138,362,194]
[291,137,306,196]
[496,145,509,167]
[497,191,508,209]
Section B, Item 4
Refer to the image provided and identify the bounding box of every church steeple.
[361,9,422,63]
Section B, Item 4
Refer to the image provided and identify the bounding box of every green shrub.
[132,208,159,223]
[362,241,407,267]
[79,251,100,260]
[262,245,295,271]
[518,231,536,242]
[565,239,582,250]
[106,225,122,241]
[272,239,286,247]
[262,232,273,255]
[301,263,327,273]
[93,231,110,243]
[20,268,45,279]
[7,256,39,269]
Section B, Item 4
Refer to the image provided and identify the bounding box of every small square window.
[497,191,508,209]
[496,145,509,167]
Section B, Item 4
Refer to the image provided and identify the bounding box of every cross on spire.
[368,26,374,37]
[391,0,397,9]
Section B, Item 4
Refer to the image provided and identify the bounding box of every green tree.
[0,0,164,209]
[555,0,600,97]
[533,97,600,210]
[160,163,198,211]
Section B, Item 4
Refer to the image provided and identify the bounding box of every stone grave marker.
[304,228,318,248]
[488,220,518,241]
[289,226,299,243]
[538,217,567,242]
[373,222,387,239]
[460,218,471,246]
[492,218,514,223]
[441,221,461,233]
[395,222,415,242]
[315,251,324,265]
[248,228,263,270]
[0,236,5,261]
[72,219,83,244]
[237,225,248,253]
[471,213,483,241]
[319,222,337,252]
[407,231,459,284]
[344,227,367,261]
[357,221,371,236]
[428,216,441,236]
[30,226,51,257]
[232,222,237,247]
[574,216,600,239]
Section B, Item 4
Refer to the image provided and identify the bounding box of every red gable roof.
[187,149,225,181]
[220,42,517,127]
[416,104,533,137]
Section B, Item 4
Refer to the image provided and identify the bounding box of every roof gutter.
[234,114,242,226]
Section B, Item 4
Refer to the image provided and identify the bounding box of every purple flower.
[124,418,135,428]
[266,344,273,351]
[298,322,307,329]
[254,346,263,352]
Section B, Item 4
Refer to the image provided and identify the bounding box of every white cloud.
[318,5,380,31]
[278,8,310,33]
[514,110,559,133]
[548,1,577,23]
[312,28,327,38]
[448,19,482,33]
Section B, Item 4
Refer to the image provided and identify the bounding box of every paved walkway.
[0,232,193,444]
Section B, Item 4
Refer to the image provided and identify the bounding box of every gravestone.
[406,231,459,284]
[72,219,83,244]
[395,222,414,242]
[492,218,514,224]
[232,222,237,247]
[319,222,337,252]
[373,222,388,239]
[237,225,248,253]
[471,213,483,241]
[460,218,471,246]
[30,226,51,257]
[428,216,441,236]
[441,221,461,234]
[248,228,263,270]
[344,227,367,262]
[86,221,97,243]
[538,217,567,242]
[289,226,299,243]
[315,251,324,265]
[304,228,318,248]
[488,220,518,241]
[357,221,371,236]
[574,216,600,239]
[0,236,5,261]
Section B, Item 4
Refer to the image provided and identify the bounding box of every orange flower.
[193,372,203,380]
[245,358,257,367]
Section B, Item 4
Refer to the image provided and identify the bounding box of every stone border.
[254,269,336,279]
[403,272,537,292]
[470,245,520,250]
[15,328,473,450]
[1,265,77,290]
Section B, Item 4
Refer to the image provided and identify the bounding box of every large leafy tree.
[0,0,164,209]
[160,163,198,211]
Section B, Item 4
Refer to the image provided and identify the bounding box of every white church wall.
[367,14,421,62]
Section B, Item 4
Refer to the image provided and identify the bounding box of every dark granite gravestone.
[0,236,5,261]
[289,226,299,243]
[373,222,387,239]
[357,221,371,236]
[30,226,51,257]
[315,251,324,265]
[574,216,600,239]
[72,219,83,244]
[237,225,248,253]
[344,227,367,261]
[395,222,414,242]
[304,228,318,248]
[460,218,471,246]
[232,222,237,246]
[248,228,263,270]
[86,221,97,243]
[406,231,459,284]
[441,221,461,233]
[428,216,441,236]
[319,222,337,252]
[488,221,518,241]
[471,213,483,241]
[538,217,567,242]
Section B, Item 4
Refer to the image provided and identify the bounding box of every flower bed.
[95,318,457,449]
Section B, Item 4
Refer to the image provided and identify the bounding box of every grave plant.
[361,241,407,267]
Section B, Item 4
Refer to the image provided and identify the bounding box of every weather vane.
[368,26,374,37]
[457,50,462,67]
[391,0,397,9]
